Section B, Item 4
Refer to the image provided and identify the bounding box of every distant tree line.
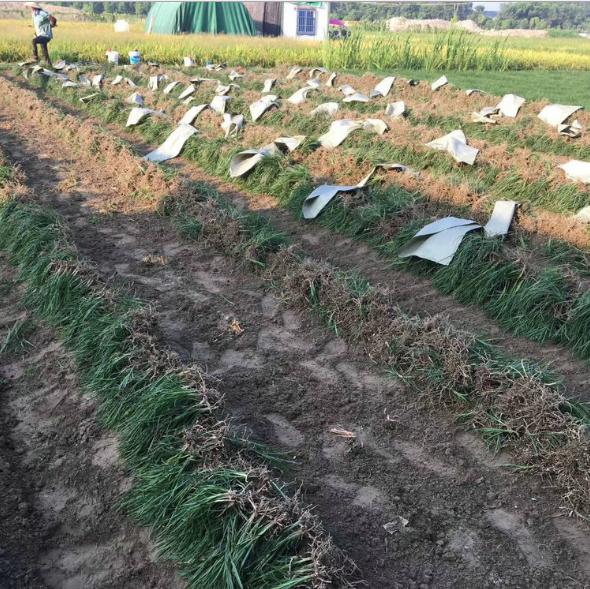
[52,2,153,16]
[491,2,590,30]
[330,2,474,23]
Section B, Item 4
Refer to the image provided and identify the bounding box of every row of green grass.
[29,73,590,361]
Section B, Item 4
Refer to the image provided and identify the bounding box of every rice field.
[2,43,590,589]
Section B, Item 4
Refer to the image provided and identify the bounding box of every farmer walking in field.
[25,2,55,66]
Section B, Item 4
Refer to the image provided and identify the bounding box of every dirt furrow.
[2,88,590,589]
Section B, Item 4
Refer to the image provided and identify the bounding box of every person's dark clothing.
[32,35,51,62]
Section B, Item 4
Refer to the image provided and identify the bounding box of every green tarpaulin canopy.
[145,2,257,36]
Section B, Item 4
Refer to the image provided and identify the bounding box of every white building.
[281,2,331,41]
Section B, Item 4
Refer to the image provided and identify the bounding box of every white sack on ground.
[363,119,388,135]
[484,200,518,237]
[339,85,356,96]
[210,95,231,114]
[431,75,448,91]
[426,130,479,165]
[178,104,209,126]
[385,101,406,119]
[496,94,526,117]
[558,160,590,184]
[163,81,180,94]
[229,136,306,178]
[370,76,395,98]
[144,124,198,163]
[326,72,337,87]
[288,86,316,105]
[229,70,244,81]
[126,108,166,127]
[221,113,245,137]
[311,102,339,117]
[538,104,583,128]
[302,163,415,219]
[250,95,279,122]
[286,67,302,79]
[126,92,143,106]
[178,84,196,100]
[262,79,276,93]
[343,92,370,103]
[319,119,364,148]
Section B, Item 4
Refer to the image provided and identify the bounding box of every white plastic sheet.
[250,95,279,122]
[466,89,486,96]
[311,102,339,117]
[78,75,91,87]
[178,104,209,126]
[558,121,582,138]
[112,75,136,87]
[229,70,244,81]
[178,84,196,100]
[92,74,104,87]
[319,119,363,148]
[302,163,415,219]
[363,119,388,135]
[339,85,356,96]
[80,93,100,103]
[126,108,167,127]
[343,92,370,103]
[53,60,66,70]
[471,108,498,124]
[558,160,590,184]
[215,83,239,96]
[62,81,78,88]
[221,113,245,137]
[538,104,582,128]
[370,76,395,98]
[385,101,406,119]
[287,87,316,105]
[286,67,302,79]
[229,136,305,178]
[309,67,328,78]
[425,130,479,165]
[148,74,167,90]
[262,79,276,93]
[326,72,337,87]
[574,206,590,223]
[163,81,180,94]
[308,78,322,89]
[144,124,198,163]
[210,95,231,114]
[126,92,143,106]
[431,75,448,91]
[484,200,518,237]
[496,94,526,117]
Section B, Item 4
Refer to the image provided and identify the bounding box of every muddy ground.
[2,82,590,589]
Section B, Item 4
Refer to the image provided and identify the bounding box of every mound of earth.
[0,1,83,19]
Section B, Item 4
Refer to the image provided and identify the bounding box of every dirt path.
[2,88,590,589]
[0,255,181,589]
[4,74,588,401]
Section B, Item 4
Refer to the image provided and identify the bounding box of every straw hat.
[25,2,43,9]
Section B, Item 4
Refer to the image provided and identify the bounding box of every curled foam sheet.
[163,81,180,94]
[53,60,66,70]
[262,78,276,93]
[558,160,590,184]
[538,104,583,128]
[370,76,395,98]
[210,95,231,114]
[42,69,69,80]
[250,95,279,122]
[229,136,305,178]
[339,85,357,96]
[62,81,78,88]
[144,124,198,163]
[286,66,302,79]
[148,74,167,90]
[308,78,322,88]
[206,63,225,71]
[112,75,136,87]
[190,77,214,84]
[425,130,479,165]
[302,163,415,220]
[78,75,91,87]
[326,72,337,87]
[343,92,370,103]
[311,102,339,117]
[126,107,167,128]
[80,93,99,103]
[178,104,209,126]
[558,121,582,138]
[126,92,143,106]
[398,223,481,265]
[178,84,196,100]
[484,200,518,237]
[466,89,486,96]
[92,74,104,87]
[182,97,195,105]
[216,83,239,96]
[496,94,526,117]
[221,113,245,138]
[229,70,244,81]
[574,206,590,223]
[363,119,388,135]
[288,86,316,105]
[385,101,406,119]
[431,75,448,91]
[472,110,498,124]
[319,119,363,148]
[309,67,327,78]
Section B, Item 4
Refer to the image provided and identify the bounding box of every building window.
[297,9,316,36]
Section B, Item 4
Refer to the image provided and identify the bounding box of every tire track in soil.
[4,75,588,401]
[2,103,590,589]
[0,255,181,589]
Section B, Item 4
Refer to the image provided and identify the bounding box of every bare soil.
[2,82,590,589]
